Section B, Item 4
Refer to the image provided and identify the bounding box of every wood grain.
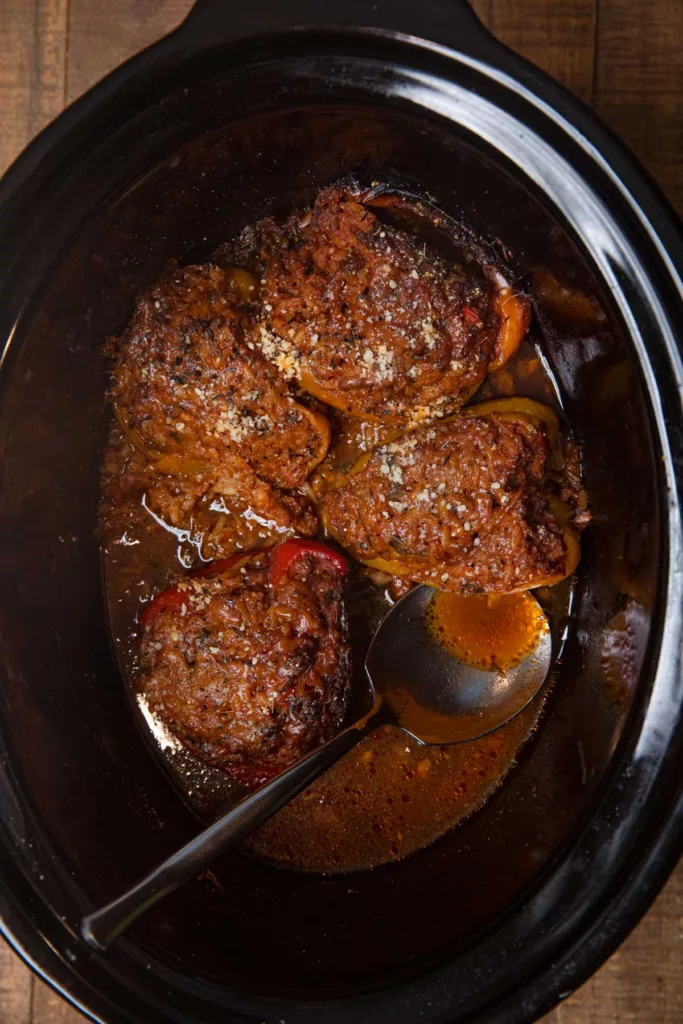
[31,979,83,1024]
[0,940,31,1024]
[488,0,597,102]
[66,0,190,103]
[0,0,68,173]
[593,0,683,214]
[541,862,683,1024]
[1,1,683,1022]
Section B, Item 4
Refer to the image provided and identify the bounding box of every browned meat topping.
[139,547,351,787]
[105,261,329,548]
[101,435,318,563]
[321,412,572,593]
[256,187,505,423]
[101,183,588,813]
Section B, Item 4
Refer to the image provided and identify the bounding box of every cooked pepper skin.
[270,538,348,584]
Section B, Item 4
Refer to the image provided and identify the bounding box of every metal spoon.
[81,585,551,951]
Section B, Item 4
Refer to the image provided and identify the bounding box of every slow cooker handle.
[180,0,498,56]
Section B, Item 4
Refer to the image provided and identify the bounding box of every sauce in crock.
[102,334,574,873]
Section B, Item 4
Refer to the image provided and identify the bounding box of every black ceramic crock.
[0,1,682,1021]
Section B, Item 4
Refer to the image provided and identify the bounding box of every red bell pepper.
[270,538,347,584]
[139,587,186,629]
[462,303,482,327]
[139,553,250,628]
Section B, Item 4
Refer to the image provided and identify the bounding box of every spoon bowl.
[368,585,552,744]
[81,584,552,951]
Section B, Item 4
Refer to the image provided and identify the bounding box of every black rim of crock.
[0,2,681,1022]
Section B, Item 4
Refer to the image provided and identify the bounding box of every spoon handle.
[81,713,380,951]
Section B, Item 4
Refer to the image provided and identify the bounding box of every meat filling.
[321,406,580,593]
[255,187,529,424]
[105,262,329,547]
[102,185,589,800]
[139,543,351,787]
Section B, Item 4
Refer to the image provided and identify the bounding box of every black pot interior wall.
[0,71,658,999]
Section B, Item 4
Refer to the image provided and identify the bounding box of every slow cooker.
[0,0,681,1021]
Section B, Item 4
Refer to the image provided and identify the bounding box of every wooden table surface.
[0,1,681,1021]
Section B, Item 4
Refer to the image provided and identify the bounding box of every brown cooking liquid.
[103,330,571,873]
[245,710,541,872]
[426,590,548,672]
